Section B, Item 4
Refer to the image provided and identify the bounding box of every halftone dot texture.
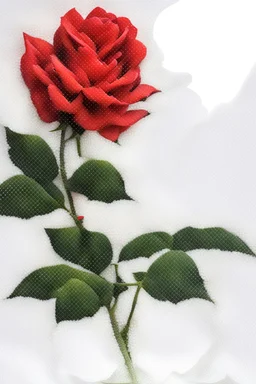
[1,1,254,384]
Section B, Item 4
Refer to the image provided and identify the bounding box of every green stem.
[121,285,141,344]
[59,123,84,230]
[76,135,82,157]
[108,308,139,384]
[114,283,140,287]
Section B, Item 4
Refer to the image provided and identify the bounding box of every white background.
[1,0,256,383]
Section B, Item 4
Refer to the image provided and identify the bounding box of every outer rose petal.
[124,39,147,68]
[74,107,148,131]
[117,17,137,39]
[54,25,74,54]
[86,7,116,21]
[31,84,58,122]
[33,65,54,86]
[21,35,53,88]
[61,8,84,29]
[21,52,38,88]
[99,109,150,141]
[51,55,83,93]
[81,18,119,49]
[61,17,96,50]
[82,87,128,107]
[99,126,120,142]
[48,85,83,113]
[115,84,159,104]
[23,33,53,59]
[100,69,140,92]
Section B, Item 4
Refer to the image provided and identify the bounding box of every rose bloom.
[21,7,159,141]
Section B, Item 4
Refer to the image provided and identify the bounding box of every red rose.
[21,7,159,141]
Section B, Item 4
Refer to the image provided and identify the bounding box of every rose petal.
[61,17,96,50]
[51,55,83,93]
[74,106,148,131]
[98,28,129,60]
[100,68,140,92]
[116,84,159,104]
[78,46,118,83]
[124,39,147,68]
[53,28,91,87]
[117,17,137,39]
[31,84,58,122]
[32,65,54,86]
[81,18,119,49]
[54,26,74,54]
[68,57,91,87]
[99,64,123,85]
[21,34,53,87]
[61,8,84,29]
[86,7,116,21]
[83,87,128,107]
[99,126,120,142]
[23,33,53,59]
[21,50,39,88]
[48,85,82,113]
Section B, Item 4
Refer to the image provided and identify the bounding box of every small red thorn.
[77,216,84,221]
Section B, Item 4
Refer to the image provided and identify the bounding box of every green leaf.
[133,272,146,282]
[43,182,65,206]
[142,251,212,304]
[0,175,60,219]
[119,232,173,262]
[173,227,254,255]
[69,159,132,203]
[55,278,101,322]
[45,227,113,274]
[6,127,59,185]
[9,264,113,307]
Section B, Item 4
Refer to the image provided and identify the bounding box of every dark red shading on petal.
[100,68,140,92]
[32,65,53,86]
[78,46,118,83]
[54,25,74,54]
[51,55,83,93]
[116,84,159,104]
[31,84,58,122]
[48,85,83,113]
[99,126,120,141]
[82,87,128,107]
[99,109,149,141]
[62,17,97,50]
[74,106,148,132]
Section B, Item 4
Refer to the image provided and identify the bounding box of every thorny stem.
[59,123,84,231]
[108,307,139,384]
[121,285,142,344]
[59,124,139,383]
